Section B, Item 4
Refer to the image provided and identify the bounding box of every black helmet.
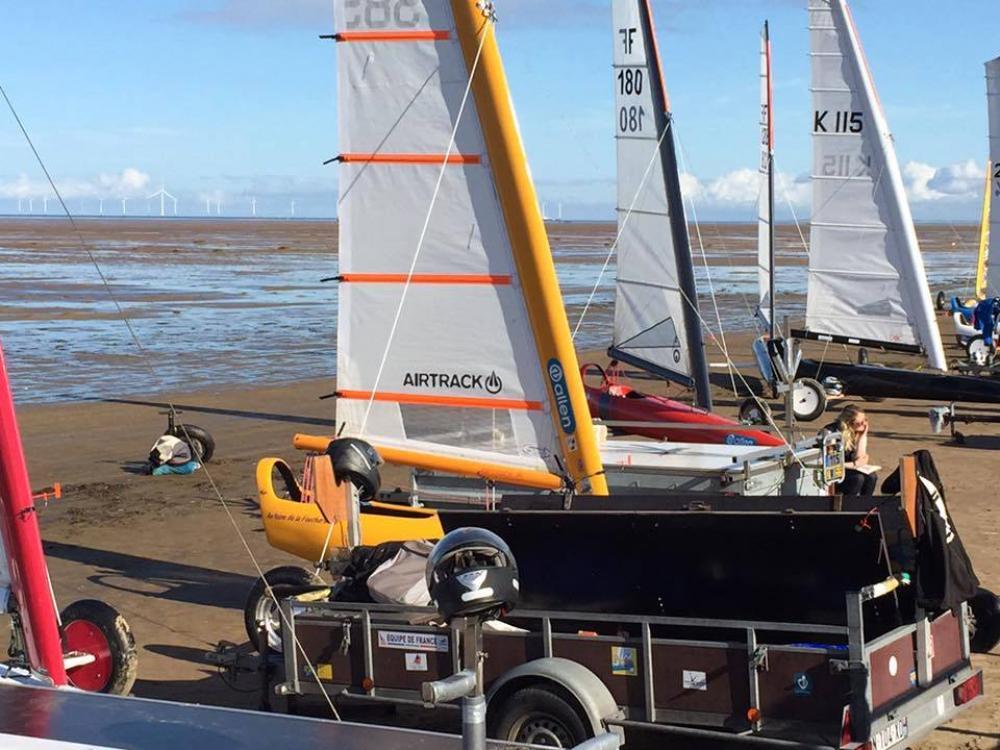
[426,527,519,622]
[325,438,383,501]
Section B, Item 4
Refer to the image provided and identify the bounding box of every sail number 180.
[619,106,646,133]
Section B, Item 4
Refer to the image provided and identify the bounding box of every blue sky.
[0,0,997,220]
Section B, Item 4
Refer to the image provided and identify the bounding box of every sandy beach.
[0,219,997,748]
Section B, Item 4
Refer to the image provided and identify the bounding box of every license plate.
[872,717,909,750]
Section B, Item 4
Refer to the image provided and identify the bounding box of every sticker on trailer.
[793,672,812,696]
[405,653,429,672]
[682,670,707,691]
[610,647,637,676]
[377,631,448,653]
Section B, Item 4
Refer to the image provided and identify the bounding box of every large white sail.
[757,21,774,334]
[985,57,1000,296]
[610,0,710,403]
[804,0,946,370]
[333,1,563,473]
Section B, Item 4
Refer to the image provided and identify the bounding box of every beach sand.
[0,219,995,747]
[4,332,995,748]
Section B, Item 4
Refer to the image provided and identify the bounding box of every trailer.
[273,582,982,749]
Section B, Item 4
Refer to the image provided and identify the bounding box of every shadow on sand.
[43,541,255,610]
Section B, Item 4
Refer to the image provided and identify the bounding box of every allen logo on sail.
[546,358,576,435]
[402,371,503,395]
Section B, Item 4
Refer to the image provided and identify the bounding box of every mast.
[0,343,67,685]
[758,20,776,339]
[450,0,608,494]
[985,56,1000,296]
[976,160,991,300]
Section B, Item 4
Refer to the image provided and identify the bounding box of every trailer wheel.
[60,599,137,696]
[738,397,771,426]
[244,566,320,652]
[969,587,1000,654]
[490,687,590,747]
[792,378,827,422]
[936,291,947,311]
[966,336,991,367]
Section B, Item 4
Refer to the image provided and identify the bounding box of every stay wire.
[0,81,343,721]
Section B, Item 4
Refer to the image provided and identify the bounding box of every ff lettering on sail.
[333,0,607,494]
[796,0,946,371]
[609,0,711,409]
[757,20,775,338]
[984,57,1000,296]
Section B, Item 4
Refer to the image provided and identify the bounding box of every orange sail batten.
[340,274,512,285]
[336,31,451,43]
[337,389,542,411]
[338,153,480,165]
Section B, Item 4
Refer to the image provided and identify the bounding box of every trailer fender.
[486,657,623,739]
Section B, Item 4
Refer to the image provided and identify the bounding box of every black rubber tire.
[60,599,137,696]
[489,687,590,747]
[936,290,947,311]
[244,566,319,652]
[792,378,827,422]
[738,397,772,426]
[969,587,1000,654]
[857,348,869,365]
[170,423,215,463]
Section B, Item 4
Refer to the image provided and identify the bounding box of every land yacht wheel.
[966,336,991,367]
[61,599,137,696]
[969,587,1000,654]
[738,397,772,426]
[936,290,947,311]
[792,378,827,422]
[244,566,321,652]
[170,423,215,462]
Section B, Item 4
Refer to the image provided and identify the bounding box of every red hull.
[585,383,783,447]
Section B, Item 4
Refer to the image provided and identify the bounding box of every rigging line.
[0,81,344,721]
[359,16,492,435]
[773,161,809,255]
[672,127,739,399]
[570,119,671,341]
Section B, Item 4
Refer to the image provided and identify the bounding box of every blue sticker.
[793,672,812,696]
[546,358,577,435]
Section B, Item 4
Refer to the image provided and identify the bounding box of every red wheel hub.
[62,619,112,692]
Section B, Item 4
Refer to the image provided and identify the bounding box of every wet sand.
[0,219,996,747]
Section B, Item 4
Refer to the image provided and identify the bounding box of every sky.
[0,0,997,220]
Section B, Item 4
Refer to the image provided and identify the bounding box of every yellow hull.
[256,458,443,563]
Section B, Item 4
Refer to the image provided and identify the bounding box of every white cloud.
[679,168,809,210]
[904,159,983,203]
[0,168,151,200]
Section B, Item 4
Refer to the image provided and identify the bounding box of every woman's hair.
[836,404,866,451]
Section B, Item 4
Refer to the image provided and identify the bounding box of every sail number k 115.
[344,0,421,28]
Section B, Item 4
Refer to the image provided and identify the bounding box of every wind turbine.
[16,198,22,214]
[216,200,222,216]
[250,197,257,217]
[42,196,49,214]
[147,185,177,217]
[290,200,295,218]
[28,198,33,213]
[121,197,128,216]
[99,198,104,216]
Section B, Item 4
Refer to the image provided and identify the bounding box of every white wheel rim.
[794,385,820,416]
[970,341,988,366]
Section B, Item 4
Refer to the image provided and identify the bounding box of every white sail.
[333,1,562,473]
[986,57,1000,296]
[610,0,694,385]
[757,22,774,332]
[805,0,946,370]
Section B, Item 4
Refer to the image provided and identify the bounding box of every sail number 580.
[345,0,421,28]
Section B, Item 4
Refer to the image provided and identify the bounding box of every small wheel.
[969,587,1000,654]
[966,336,990,367]
[489,687,590,747]
[936,290,947,311]
[791,378,827,422]
[170,423,215,462]
[738,397,771,426]
[857,348,869,365]
[60,599,137,696]
[244,566,321,652]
